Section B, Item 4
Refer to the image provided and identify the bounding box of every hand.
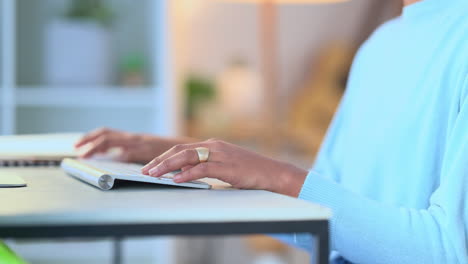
[75,128,176,164]
[141,139,308,197]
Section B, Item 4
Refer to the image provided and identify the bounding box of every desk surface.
[0,168,331,226]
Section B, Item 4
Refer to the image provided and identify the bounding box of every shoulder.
[353,16,403,63]
[360,17,402,50]
[443,0,468,24]
[444,3,468,104]
[442,1,468,60]
[432,2,468,105]
[442,2,468,53]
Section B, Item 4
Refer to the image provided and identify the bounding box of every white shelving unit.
[1,2,182,261]
[0,0,179,136]
[15,86,156,108]
[1,0,16,135]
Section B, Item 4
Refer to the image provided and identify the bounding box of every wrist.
[272,162,308,197]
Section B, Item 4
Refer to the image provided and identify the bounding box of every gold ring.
[195,147,210,163]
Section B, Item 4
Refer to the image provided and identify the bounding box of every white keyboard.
[85,159,175,178]
[79,159,210,189]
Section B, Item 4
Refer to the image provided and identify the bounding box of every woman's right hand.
[74,128,177,164]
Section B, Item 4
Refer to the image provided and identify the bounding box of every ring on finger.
[195,147,210,163]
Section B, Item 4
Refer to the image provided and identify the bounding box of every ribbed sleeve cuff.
[298,171,349,250]
[299,171,345,212]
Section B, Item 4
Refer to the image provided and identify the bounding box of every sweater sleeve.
[299,81,468,263]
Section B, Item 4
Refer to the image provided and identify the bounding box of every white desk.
[0,167,331,264]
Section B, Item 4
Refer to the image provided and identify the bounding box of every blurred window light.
[176,0,208,20]
[215,0,348,4]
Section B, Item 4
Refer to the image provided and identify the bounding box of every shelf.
[16,86,158,108]
[1,1,177,136]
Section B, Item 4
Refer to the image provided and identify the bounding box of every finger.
[147,149,201,177]
[141,142,212,174]
[181,165,193,171]
[173,162,224,183]
[75,127,111,148]
[142,147,224,176]
[115,149,134,163]
[79,135,110,158]
[79,134,128,158]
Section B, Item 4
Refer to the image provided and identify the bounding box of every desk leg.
[314,221,329,264]
[112,237,123,264]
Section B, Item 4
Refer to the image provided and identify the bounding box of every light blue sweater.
[293,1,468,263]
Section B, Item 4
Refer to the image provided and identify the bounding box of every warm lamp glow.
[212,0,348,151]
[217,0,348,3]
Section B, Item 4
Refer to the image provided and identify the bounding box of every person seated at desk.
[76,0,468,263]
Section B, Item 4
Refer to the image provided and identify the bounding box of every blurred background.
[1,0,401,263]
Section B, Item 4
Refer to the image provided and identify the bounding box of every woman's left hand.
[141,139,308,197]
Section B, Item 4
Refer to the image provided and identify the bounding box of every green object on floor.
[0,241,28,264]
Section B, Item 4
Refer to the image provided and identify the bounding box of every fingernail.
[173,175,182,182]
[149,166,160,176]
[142,164,152,173]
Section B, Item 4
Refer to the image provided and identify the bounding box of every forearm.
[300,172,462,264]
